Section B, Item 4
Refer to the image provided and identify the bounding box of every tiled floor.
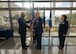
[0,37,76,54]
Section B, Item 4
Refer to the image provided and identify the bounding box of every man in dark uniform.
[33,12,43,49]
[58,15,69,49]
[18,12,30,49]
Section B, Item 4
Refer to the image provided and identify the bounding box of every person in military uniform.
[58,15,69,49]
[32,12,43,49]
[18,12,31,49]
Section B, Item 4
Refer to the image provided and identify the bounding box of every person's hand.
[30,29,34,32]
[63,34,66,36]
[32,29,34,32]
[30,16,32,21]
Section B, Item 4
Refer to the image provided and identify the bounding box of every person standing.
[18,12,30,49]
[58,15,69,49]
[32,12,43,49]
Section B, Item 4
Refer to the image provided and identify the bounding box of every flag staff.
[48,4,52,48]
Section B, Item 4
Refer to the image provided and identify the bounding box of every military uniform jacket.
[33,17,43,34]
[58,20,69,34]
[18,17,30,34]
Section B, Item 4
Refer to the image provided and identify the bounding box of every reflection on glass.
[0,2,8,8]
[31,50,42,54]
[0,11,10,29]
[55,2,71,7]
[0,49,22,54]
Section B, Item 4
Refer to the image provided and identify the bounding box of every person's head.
[21,12,25,18]
[35,12,40,19]
[61,15,67,21]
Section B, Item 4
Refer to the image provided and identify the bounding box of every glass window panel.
[10,2,33,8]
[24,2,33,8]
[34,2,53,8]
[71,10,76,25]
[69,10,76,36]
[43,10,50,37]
[0,11,11,29]
[10,2,22,8]
[11,11,20,36]
[55,10,70,25]
[55,2,71,7]
[73,2,76,7]
[0,2,8,8]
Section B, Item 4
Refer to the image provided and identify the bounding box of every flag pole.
[43,6,45,28]
[43,6,45,47]
[48,9,52,49]
[29,0,32,46]
[48,22,50,48]
[37,6,38,12]
[29,2,35,45]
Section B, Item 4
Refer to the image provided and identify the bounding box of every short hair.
[21,12,24,14]
[20,12,25,17]
[63,15,67,21]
